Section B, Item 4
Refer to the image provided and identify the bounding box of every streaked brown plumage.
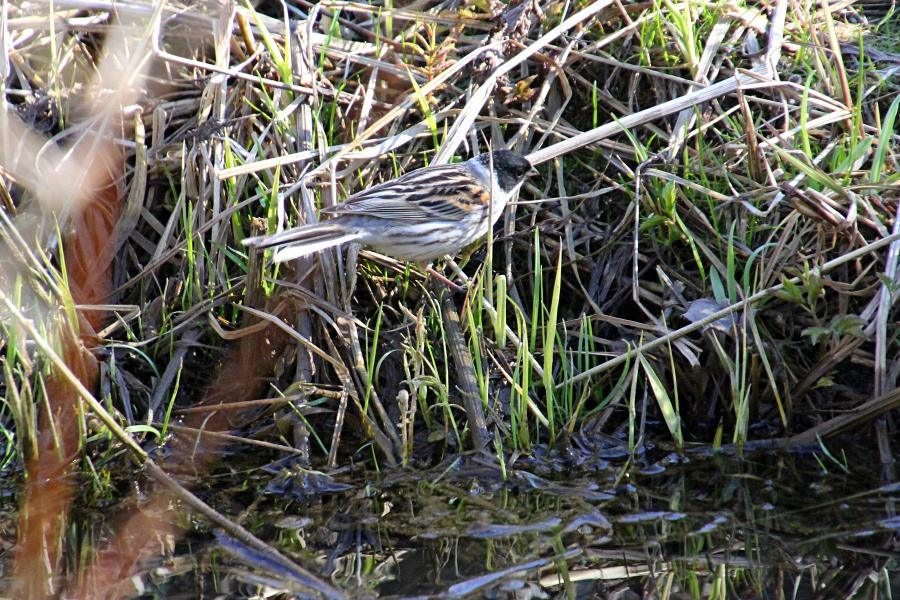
[242,150,532,263]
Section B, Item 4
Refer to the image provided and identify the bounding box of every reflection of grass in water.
[1,0,899,596]
[263,449,894,597]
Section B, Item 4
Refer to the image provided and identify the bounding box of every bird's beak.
[528,166,539,177]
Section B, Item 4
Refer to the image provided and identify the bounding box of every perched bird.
[242,150,532,264]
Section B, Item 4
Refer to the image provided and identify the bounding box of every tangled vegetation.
[1,0,898,596]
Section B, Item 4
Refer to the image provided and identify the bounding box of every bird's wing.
[322,164,490,222]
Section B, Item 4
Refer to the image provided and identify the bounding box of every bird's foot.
[426,267,467,293]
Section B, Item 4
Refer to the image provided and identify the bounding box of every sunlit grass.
[1,0,898,596]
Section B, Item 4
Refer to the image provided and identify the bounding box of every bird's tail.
[242,223,364,262]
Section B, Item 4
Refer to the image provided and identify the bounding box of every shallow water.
[3,437,897,598]
[200,438,900,598]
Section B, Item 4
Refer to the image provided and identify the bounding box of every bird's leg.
[420,262,466,293]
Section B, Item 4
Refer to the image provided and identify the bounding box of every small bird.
[242,150,532,264]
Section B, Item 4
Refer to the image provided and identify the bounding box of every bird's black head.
[478,150,532,192]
